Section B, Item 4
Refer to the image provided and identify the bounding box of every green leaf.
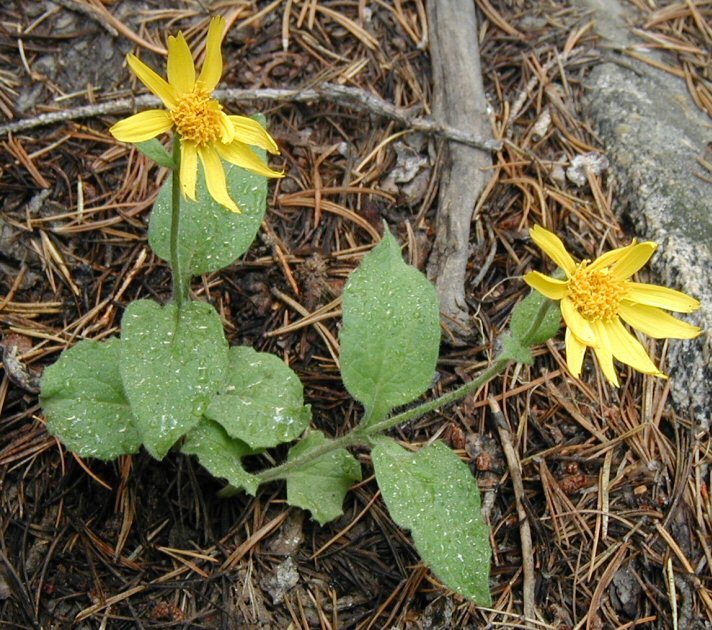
[148,119,270,276]
[120,300,228,459]
[206,346,311,449]
[285,431,362,526]
[40,338,141,460]
[340,228,440,423]
[500,333,534,365]
[182,418,259,495]
[510,291,560,346]
[371,437,492,605]
[135,139,177,169]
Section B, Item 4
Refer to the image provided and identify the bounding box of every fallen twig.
[0,84,502,151]
[489,397,537,622]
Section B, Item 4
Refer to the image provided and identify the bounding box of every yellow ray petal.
[618,301,701,340]
[561,298,596,345]
[216,141,284,178]
[523,271,568,300]
[625,282,700,313]
[180,140,198,200]
[127,54,177,108]
[590,320,619,386]
[198,146,239,212]
[609,242,657,279]
[529,225,577,276]
[228,116,280,153]
[588,241,636,271]
[109,109,173,142]
[167,32,195,94]
[604,318,666,378]
[218,111,236,144]
[197,16,226,92]
[565,327,586,378]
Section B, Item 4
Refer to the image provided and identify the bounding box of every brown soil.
[1,1,710,628]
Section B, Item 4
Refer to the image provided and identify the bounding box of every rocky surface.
[577,0,711,426]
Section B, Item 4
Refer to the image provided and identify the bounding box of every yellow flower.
[524,225,701,386]
[109,16,282,212]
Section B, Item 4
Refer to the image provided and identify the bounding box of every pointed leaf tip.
[372,437,492,605]
[340,227,440,423]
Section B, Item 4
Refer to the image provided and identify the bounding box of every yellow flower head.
[524,225,701,386]
[109,16,283,212]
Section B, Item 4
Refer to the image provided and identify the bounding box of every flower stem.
[257,432,365,484]
[362,358,510,437]
[520,296,554,346]
[170,137,188,308]
[256,358,509,484]
[255,294,554,484]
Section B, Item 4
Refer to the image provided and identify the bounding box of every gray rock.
[576,0,711,426]
[263,557,299,604]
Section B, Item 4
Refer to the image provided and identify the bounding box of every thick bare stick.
[426,1,495,340]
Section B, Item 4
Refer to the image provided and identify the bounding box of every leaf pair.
[280,228,440,523]
[279,229,443,525]
[41,300,311,495]
[307,229,492,604]
[188,344,313,496]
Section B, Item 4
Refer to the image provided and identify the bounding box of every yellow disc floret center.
[568,261,627,322]
[171,87,224,146]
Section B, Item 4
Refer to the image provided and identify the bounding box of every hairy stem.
[363,358,509,437]
[170,137,188,308]
[520,297,554,346]
[257,433,365,484]
[256,295,555,484]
